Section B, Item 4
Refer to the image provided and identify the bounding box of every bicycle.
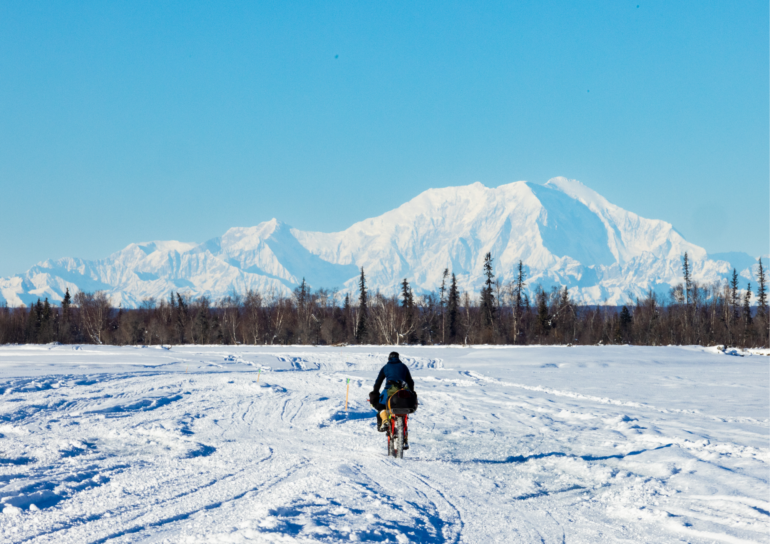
[386,412,409,458]
[374,388,417,459]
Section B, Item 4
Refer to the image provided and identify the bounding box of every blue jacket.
[373,356,415,405]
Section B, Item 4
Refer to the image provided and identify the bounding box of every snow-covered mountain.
[0,177,760,307]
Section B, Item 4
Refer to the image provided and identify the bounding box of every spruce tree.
[439,268,449,343]
[41,298,51,343]
[757,258,767,318]
[294,278,310,339]
[480,252,496,327]
[194,301,210,344]
[514,260,526,312]
[512,260,527,343]
[439,269,448,306]
[342,293,351,339]
[25,300,39,343]
[557,286,575,343]
[175,292,187,344]
[58,288,72,343]
[62,288,72,324]
[355,268,368,343]
[682,252,692,305]
[400,278,413,309]
[730,269,740,320]
[295,278,308,309]
[448,273,459,342]
[35,299,44,342]
[743,284,752,325]
[619,305,632,343]
[401,278,415,343]
[536,288,550,339]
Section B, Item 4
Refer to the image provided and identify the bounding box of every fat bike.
[386,413,409,459]
[370,388,417,459]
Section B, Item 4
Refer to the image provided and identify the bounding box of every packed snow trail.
[0,345,767,543]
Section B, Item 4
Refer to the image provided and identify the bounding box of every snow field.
[0,345,767,543]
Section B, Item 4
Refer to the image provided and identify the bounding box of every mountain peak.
[0,179,748,308]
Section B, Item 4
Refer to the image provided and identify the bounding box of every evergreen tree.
[211,316,224,344]
[175,292,187,344]
[401,278,413,309]
[355,268,368,343]
[536,288,550,339]
[58,288,72,343]
[512,260,527,343]
[34,299,44,342]
[295,278,309,309]
[757,258,767,318]
[62,288,72,323]
[294,278,310,340]
[682,252,692,305]
[194,300,210,344]
[342,293,351,339]
[618,305,632,343]
[439,268,449,343]
[447,273,459,342]
[620,305,632,328]
[730,269,740,320]
[556,286,576,344]
[25,300,39,343]
[743,284,752,325]
[480,252,496,327]
[40,298,52,343]
[514,261,526,310]
[401,278,416,343]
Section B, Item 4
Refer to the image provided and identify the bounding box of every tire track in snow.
[404,471,463,543]
[463,371,769,425]
[87,457,305,544]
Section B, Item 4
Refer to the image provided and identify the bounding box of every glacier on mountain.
[0,177,758,308]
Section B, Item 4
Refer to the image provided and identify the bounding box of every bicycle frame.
[387,413,408,458]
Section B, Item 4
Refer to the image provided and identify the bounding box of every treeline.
[1,254,768,348]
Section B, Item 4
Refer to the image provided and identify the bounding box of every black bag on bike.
[388,389,418,415]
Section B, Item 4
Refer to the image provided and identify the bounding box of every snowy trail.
[0,345,767,543]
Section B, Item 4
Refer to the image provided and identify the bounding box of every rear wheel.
[393,417,404,459]
[387,420,394,457]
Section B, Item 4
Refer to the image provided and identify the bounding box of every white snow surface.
[0,344,767,543]
[0,178,759,308]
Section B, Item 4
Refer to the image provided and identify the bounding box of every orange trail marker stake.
[257,368,261,383]
[345,378,350,411]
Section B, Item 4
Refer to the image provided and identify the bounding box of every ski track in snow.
[0,345,767,543]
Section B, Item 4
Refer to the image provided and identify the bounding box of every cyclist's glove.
[368,390,379,405]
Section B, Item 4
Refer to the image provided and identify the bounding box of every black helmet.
[388,351,399,361]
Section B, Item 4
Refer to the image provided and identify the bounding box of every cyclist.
[369,351,415,441]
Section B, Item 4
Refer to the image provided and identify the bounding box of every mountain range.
[0,177,761,308]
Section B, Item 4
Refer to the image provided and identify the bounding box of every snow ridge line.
[463,371,769,425]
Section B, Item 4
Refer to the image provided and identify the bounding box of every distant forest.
[1,253,768,348]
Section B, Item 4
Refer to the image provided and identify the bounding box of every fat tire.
[394,417,404,459]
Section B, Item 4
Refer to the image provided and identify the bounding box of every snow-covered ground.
[0,344,767,543]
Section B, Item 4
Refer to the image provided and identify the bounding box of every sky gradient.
[0,1,767,277]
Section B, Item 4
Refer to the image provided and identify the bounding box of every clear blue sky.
[1,1,767,277]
